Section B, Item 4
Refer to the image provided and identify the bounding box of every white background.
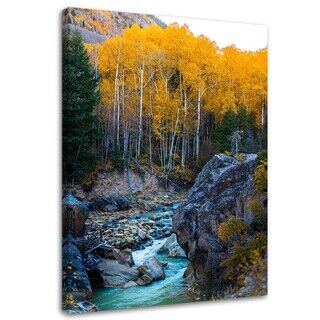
[1,0,319,319]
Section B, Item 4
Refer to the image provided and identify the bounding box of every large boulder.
[63,194,89,238]
[137,256,166,281]
[173,154,257,293]
[158,233,186,257]
[90,195,131,212]
[62,236,92,301]
[89,259,139,288]
[94,245,134,267]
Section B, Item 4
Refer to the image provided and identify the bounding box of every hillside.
[62,7,166,43]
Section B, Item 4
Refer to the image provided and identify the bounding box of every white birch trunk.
[168,109,180,170]
[181,90,187,166]
[117,80,120,146]
[196,87,201,160]
[113,61,119,147]
[137,63,144,157]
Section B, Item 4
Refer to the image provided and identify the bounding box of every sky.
[157,15,268,51]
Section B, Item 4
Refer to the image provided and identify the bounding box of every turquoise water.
[92,238,192,310]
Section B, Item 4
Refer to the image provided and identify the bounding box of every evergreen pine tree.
[212,110,237,152]
[62,31,100,184]
[212,107,259,154]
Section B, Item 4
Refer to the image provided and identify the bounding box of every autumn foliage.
[85,24,267,172]
[217,218,248,244]
[218,156,268,295]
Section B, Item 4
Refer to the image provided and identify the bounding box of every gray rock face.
[173,154,257,293]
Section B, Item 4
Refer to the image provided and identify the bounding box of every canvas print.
[62,7,267,314]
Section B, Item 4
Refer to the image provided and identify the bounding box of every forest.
[63,23,267,185]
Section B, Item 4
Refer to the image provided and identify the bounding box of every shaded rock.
[137,256,165,281]
[173,153,257,293]
[63,194,89,238]
[158,233,186,257]
[113,196,131,210]
[141,274,153,284]
[121,248,134,267]
[95,246,128,265]
[103,204,118,212]
[183,264,195,284]
[136,278,147,286]
[90,196,113,211]
[153,204,165,212]
[135,274,153,286]
[90,195,131,212]
[62,237,92,301]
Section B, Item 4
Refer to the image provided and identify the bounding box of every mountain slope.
[62,7,166,43]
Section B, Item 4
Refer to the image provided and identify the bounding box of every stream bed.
[92,204,193,310]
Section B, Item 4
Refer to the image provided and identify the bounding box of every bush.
[257,150,267,163]
[82,161,105,190]
[223,150,232,157]
[217,217,248,244]
[254,161,267,194]
[249,199,267,232]
[220,232,267,287]
[171,165,196,186]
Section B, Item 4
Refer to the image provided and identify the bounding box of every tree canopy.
[85,23,267,173]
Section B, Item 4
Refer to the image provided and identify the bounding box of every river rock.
[122,280,138,289]
[90,196,131,212]
[91,259,139,288]
[95,246,129,266]
[153,204,165,212]
[137,228,147,240]
[141,274,153,284]
[135,273,153,286]
[173,153,257,294]
[158,233,186,257]
[113,196,131,210]
[136,278,147,286]
[103,204,118,212]
[137,256,165,281]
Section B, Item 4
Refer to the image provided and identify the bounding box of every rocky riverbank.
[62,191,187,313]
[84,192,186,250]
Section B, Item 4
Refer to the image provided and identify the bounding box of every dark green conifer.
[62,31,100,184]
